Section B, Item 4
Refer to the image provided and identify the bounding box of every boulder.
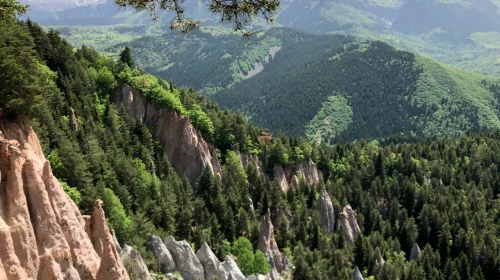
[120,245,152,280]
[258,213,284,273]
[340,205,361,245]
[353,266,364,280]
[165,236,204,280]
[410,243,421,261]
[147,235,176,272]
[318,189,335,234]
[196,242,226,280]
[221,255,245,280]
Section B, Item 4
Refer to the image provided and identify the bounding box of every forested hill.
[112,27,500,144]
[3,14,500,280]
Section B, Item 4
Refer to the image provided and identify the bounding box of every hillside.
[3,7,500,280]
[112,28,500,143]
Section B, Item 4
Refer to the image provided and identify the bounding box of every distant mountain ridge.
[114,27,500,143]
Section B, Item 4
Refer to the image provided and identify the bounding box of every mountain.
[3,10,500,280]
[112,27,500,143]
[22,0,105,11]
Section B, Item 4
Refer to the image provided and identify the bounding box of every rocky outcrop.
[258,213,284,273]
[318,189,335,234]
[0,114,129,280]
[340,205,361,245]
[295,160,319,186]
[273,164,289,192]
[112,82,221,187]
[370,247,385,275]
[147,235,176,273]
[69,107,79,131]
[92,200,130,280]
[196,242,226,280]
[237,151,262,174]
[290,175,299,188]
[409,243,421,261]
[353,266,364,280]
[221,256,245,280]
[164,236,204,280]
[112,230,122,252]
[120,245,152,280]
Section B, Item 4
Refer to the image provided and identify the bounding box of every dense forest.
[112,28,500,144]
[2,10,500,280]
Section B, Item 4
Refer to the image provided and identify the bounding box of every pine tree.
[120,46,134,68]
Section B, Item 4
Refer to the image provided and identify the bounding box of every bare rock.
[221,255,245,280]
[273,164,289,192]
[147,235,176,273]
[120,245,152,280]
[318,189,335,234]
[410,243,421,261]
[370,247,385,275]
[0,115,129,280]
[69,107,79,131]
[164,236,204,280]
[196,242,226,280]
[112,82,221,187]
[290,175,299,188]
[92,200,130,280]
[258,213,284,273]
[340,205,361,245]
[237,151,262,174]
[353,266,364,280]
[295,160,319,185]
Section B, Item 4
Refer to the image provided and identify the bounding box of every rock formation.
[147,235,176,273]
[353,266,364,280]
[164,236,204,280]
[290,175,299,188]
[295,160,319,185]
[370,247,385,275]
[273,164,289,192]
[92,200,130,280]
[237,151,262,174]
[112,230,122,252]
[258,213,284,273]
[112,82,221,187]
[340,205,361,245]
[221,255,245,280]
[0,114,129,280]
[318,189,335,234]
[410,243,421,261]
[69,107,79,131]
[196,242,227,280]
[120,245,152,280]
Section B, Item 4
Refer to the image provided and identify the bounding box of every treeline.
[2,12,500,280]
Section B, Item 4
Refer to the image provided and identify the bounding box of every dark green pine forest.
[115,28,500,144]
[2,10,500,280]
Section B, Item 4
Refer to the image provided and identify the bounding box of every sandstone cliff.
[258,213,284,273]
[318,189,335,234]
[273,161,321,192]
[112,82,221,187]
[0,114,129,280]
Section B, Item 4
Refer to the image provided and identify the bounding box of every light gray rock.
[120,244,153,280]
[370,247,385,275]
[196,242,227,280]
[165,236,204,280]
[147,235,176,272]
[222,255,245,280]
[258,213,284,273]
[340,205,361,245]
[353,266,364,280]
[318,189,335,234]
[410,243,421,261]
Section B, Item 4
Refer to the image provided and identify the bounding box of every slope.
[112,27,500,143]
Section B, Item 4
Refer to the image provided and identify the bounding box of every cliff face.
[273,160,321,192]
[111,82,221,187]
[0,114,129,280]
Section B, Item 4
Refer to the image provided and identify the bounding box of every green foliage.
[60,180,82,205]
[253,250,271,274]
[0,17,45,117]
